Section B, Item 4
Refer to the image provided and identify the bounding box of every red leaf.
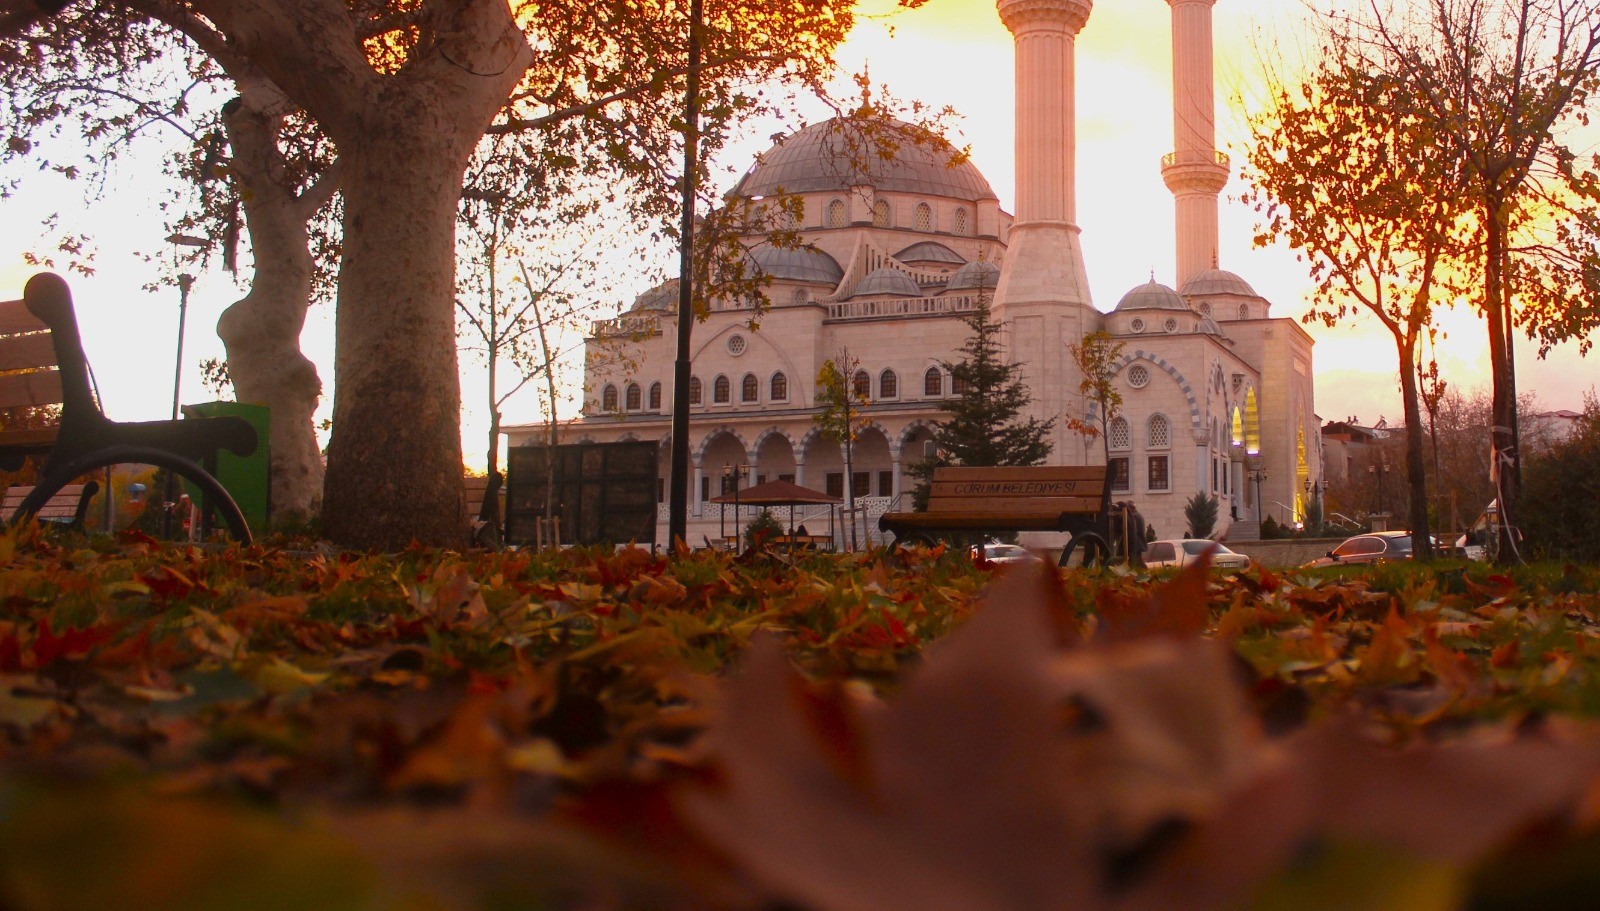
[32,617,115,666]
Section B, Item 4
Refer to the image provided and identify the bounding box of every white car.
[1143,539,1251,570]
[974,543,1039,564]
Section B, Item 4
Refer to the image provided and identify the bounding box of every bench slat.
[0,426,58,452]
[928,479,1107,500]
[932,466,1109,483]
[3,484,93,522]
[926,495,1102,514]
[0,367,64,409]
[0,299,48,336]
[880,512,1080,531]
[0,332,56,372]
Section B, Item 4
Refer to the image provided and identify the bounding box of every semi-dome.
[1114,280,1188,312]
[894,242,966,265]
[628,279,679,313]
[853,267,922,298]
[747,244,845,284]
[1180,269,1259,298]
[945,259,1000,292]
[732,117,999,201]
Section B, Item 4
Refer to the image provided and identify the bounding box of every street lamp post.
[162,233,208,539]
[1368,460,1391,515]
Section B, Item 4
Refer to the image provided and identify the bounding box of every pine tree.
[934,299,1054,467]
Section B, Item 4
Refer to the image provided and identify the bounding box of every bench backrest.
[926,465,1112,514]
[0,274,97,419]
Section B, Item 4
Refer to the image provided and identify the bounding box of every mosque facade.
[505,0,1320,542]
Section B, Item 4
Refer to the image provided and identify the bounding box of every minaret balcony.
[1161,148,1230,194]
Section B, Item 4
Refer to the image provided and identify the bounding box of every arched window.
[952,372,969,395]
[741,373,759,402]
[770,372,788,401]
[924,367,943,397]
[853,370,871,399]
[648,382,662,410]
[880,369,898,399]
[913,203,932,232]
[791,288,808,306]
[872,200,890,228]
[625,383,642,411]
[713,375,730,404]
[1147,414,1171,449]
[1108,416,1131,450]
[826,198,847,228]
[1238,303,1249,320]
[688,376,702,405]
[602,384,619,412]
[953,207,970,236]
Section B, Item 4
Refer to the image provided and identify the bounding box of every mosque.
[505,0,1320,543]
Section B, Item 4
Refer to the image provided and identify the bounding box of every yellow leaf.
[251,656,330,694]
[1248,839,1463,911]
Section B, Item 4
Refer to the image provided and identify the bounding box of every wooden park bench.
[878,464,1118,566]
[2,482,99,530]
[0,273,258,541]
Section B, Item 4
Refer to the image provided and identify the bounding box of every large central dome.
[732,117,998,201]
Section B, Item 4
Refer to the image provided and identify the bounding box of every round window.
[1199,302,1212,316]
[1130,318,1146,333]
[1165,318,1178,333]
[1128,365,1150,388]
[727,334,747,356]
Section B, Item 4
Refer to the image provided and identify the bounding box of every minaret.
[1162,0,1229,287]
[994,0,1098,464]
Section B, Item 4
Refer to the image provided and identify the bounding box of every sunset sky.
[1,0,1592,470]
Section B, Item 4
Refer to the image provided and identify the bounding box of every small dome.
[748,244,844,284]
[853,267,922,298]
[1180,269,1259,298]
[945,260,1000,292]
[1114,280,1188,312]
[1197,315,1227,337]
[629,279,679,312]
[894,242,966,265]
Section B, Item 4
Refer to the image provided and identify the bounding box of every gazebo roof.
[708,479,840,506]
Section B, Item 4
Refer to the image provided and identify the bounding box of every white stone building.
[505,0,1321,543]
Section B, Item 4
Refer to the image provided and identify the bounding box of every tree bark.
[320,118,478,549]
[1484,196,1521,563]
[215,92,327,522]
[1397,334,1434,560]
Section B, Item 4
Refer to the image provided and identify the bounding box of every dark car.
[1302,530,1421,568]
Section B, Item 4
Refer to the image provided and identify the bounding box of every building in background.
[505,0,1320,542]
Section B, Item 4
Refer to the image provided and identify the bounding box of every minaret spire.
[1162,0,1229,287]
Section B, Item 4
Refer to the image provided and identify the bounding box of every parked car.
[1302,530,1424,568]
[973,542,1039,564]
[1143,539,1252,571]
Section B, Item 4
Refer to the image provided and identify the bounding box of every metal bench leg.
[9,446,252,544]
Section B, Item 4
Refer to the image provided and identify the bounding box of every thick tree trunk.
[321,120,475,549]
[215,94,326,522]
[1397,334,1433,559]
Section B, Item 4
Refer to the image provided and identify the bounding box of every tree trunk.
[1483,197,1521,563]
[1397,334,1433,559]
[215,93,326,523]
[321,120,477,549]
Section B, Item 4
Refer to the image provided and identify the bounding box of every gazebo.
[708,479,840,549]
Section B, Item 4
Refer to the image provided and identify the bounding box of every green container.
[182,401,271,533]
